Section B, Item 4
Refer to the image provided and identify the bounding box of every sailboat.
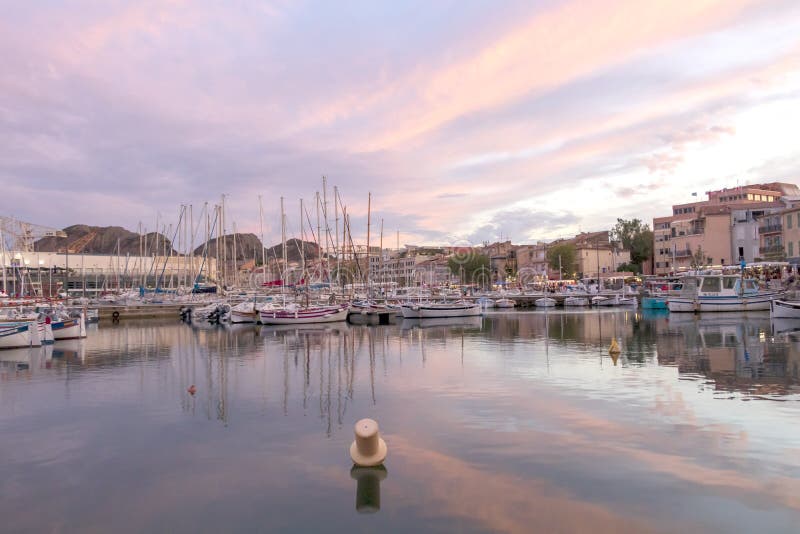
[259,197,348,325]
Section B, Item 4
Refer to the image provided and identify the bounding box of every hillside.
[34,225,176,255]
[193,235,319,263]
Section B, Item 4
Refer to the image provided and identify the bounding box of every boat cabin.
[679,275,759,297]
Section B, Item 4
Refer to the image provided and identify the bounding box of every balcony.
[673,248,693,258]
[759,245,784,255]
[758,224,782,235]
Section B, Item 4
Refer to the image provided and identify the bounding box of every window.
[723,277,736,290]
[788,215,793,229]
[797,213,800,228]
[701,277,721,292]
[748,194,754,200]
[789,242,795,257]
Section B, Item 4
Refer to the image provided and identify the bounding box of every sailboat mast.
[221,194,227,288]
[300,198,305,282]
[366,192,371,296]
[315,192,321,283]
[258,195,266,273]
[233,221,238,288]
[281,197,287,288]
[334,185,340,290]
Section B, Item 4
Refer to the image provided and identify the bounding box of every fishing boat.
[0,323,34,349]
[668,274,779,313]
[641,279,682,310]
[259,303,349,325]
[401,301,481,319]
[51,314,87,340]
[535,297,556,307]
[769,299,800,319]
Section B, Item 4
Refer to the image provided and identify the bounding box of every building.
[0,250,217,297]
[652,183,800,274]
[480,241,517,284]
[413,257,458,286]
[572,231,631,278]
[515,243,549,284]
[781,206,800,265]
[369,250,430,287]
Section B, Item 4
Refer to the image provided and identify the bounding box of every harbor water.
[1,310,799,533]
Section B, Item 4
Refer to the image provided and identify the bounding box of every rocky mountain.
[33,225,320,264]
[193,235,319,264]
[34,225,176,255]
[266,238,320,264]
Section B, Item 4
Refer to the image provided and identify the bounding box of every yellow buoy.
[608,338,621,354]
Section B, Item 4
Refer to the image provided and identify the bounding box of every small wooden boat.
[259,304,349,325]
[0,323,34,349]
[402,301,482,319]
[535,297,556,307]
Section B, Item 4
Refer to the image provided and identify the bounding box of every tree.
[611,218,654,269]
[689,245,710,269]
[448,252,490,286]
[546,243,577,278]
[616,262,639,273]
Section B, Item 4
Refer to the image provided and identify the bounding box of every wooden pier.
[97,302,211,322]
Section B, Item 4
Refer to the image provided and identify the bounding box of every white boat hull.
[230,309,258,323]
[668,294,774,312]
[769,299,800,319]
[52,315,87,340]
[0,323,34,349]
[535,298,556,307]
[402,303,482,318]
[259,306,349,325]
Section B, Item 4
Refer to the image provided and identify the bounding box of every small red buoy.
[187,385,196,395]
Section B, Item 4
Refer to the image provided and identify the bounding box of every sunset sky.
[2,0,800,248]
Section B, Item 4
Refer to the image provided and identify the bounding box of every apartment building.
[653,183,800,274]
[572,231,631,278]
[781,206,800,263]
[369,253,426,286]
[515,243,549,282]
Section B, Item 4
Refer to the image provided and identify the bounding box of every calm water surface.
[1,310,799,533]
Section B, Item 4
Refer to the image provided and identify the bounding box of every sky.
[2,0,800,249]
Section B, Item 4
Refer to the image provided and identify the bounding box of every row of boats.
[184,299,486,326]
[183,291,643,327]
[0,305,89,349]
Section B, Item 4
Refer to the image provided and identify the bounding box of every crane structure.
[61,230,97,253]
[0,216,67,253]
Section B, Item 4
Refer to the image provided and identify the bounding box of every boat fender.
[112,311,120,322]
[608,338,620,354]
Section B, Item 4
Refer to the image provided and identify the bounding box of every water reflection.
[350,465,388,514]
[654,313,800,397]
[1,313,800,532]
